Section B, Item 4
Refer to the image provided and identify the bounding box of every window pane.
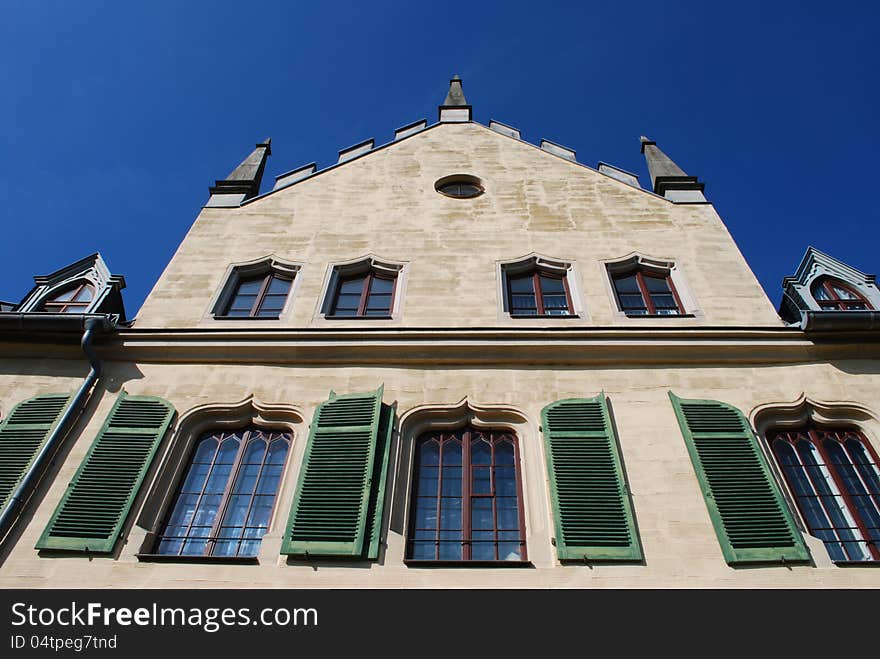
[643,276,670,293]
[420,440,440,465]
[256,464,283,495]
[233,463,261,494]
[497,503,519,529]
[73,286,94,302]
[339,277,365,294]
[618,294,645,309]
[229,294,257,311]
[650,294,678,309]
[832,285,858,300]
[441,467,462,496]
[438,542,462,560]
[440,498,462,530]
[511,295,537,312]
[471,499,493,529]
[365,293,392,313]
[182,462,211,493]
[417,467,439,496]
[539,275,565,294]
[236,279,264,295]
[472,466,491,494]
[333,293,361,311]
[267,276,291,295]
[614,275,640,293]
[813,285,831,301]
[52,288,78,302]
[471,440,491,464]
[498,543,521,561]
[414,499,438,528]
[509,275,534,294]
[494,467,516,496]
[411,542,435,560]
[443,439,462,465]
[471,542,495,560]
[495,441,515,465]
[542,294,569,312]
[370,277,394,294]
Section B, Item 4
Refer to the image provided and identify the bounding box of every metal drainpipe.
[0,317,106,545]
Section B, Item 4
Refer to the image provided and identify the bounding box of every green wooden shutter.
[668,392,810,565]
[282,386,386,558]
[364,403,394,560]
[0,394,71,515]
[36,393,175,553]
[541,394,642,561]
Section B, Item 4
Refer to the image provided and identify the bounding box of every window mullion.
[357,273,372,316]
[637,271,655,314]
[533,272,545,315]
[463,429,472,560]
[250,274,273,316]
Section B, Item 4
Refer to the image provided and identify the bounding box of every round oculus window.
[435,175,484,199]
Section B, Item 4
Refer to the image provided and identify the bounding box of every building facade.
[1,77,878,588]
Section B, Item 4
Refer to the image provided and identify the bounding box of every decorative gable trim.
[780,247,880,324]
[17,253,127,320]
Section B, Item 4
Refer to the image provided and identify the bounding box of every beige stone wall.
[136,123,782,329]
[2,358,879,589]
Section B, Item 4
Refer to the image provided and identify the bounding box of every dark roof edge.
[0,313,118,333]
[800,310,880,332]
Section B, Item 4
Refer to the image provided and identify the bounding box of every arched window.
[507,269,572,316]
[811,277,872,311]
[407,426,526,562]
[611,268,683,316]
[329,270,396,317]
[769,426,880,562]
[322,256,405,319]
[38,282,94,313]
[223,272,292,318]
[213,258,299,319]
[156,427,291,558]
[500,255,579,318]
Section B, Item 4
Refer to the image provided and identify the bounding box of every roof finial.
[639,136,706,202]
[439,75,472,123]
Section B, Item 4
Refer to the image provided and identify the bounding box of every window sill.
[135,553,259,565]
[831,559,880,567]
[323,315,394,320]
[620,313,695,319]
[403,559,533,568]
[508,314,579,319]
[212,315,281,321]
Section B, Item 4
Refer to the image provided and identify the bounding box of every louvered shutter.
[541,394,642,561]
[36,393,175,553]
[0,394,71,515]
[364,403,394,560]
[282,386,387,558]
[668,392,810,565]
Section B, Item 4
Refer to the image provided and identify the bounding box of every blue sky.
[1,1,877,317]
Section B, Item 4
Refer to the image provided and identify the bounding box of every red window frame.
[611,268,684,316]
[406,426,528,563]
[811,278,872,311]
[40,282,94,313]
[156,428,292,558]
[328,270,397,318]
[769,426,880,562]
[506,269,574,316]
[221,272,293,318]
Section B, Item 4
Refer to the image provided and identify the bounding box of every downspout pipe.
[0,315,113,545]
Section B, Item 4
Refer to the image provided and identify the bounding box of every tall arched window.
[769,426,880,562]
[156,427,291,558]
[810,277,872,311]
[407,426,527,562]
[610,268,683,316]
[38,282,95,313]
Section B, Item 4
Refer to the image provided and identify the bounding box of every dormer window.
[811,278,872,311]
[39,282,95,313]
